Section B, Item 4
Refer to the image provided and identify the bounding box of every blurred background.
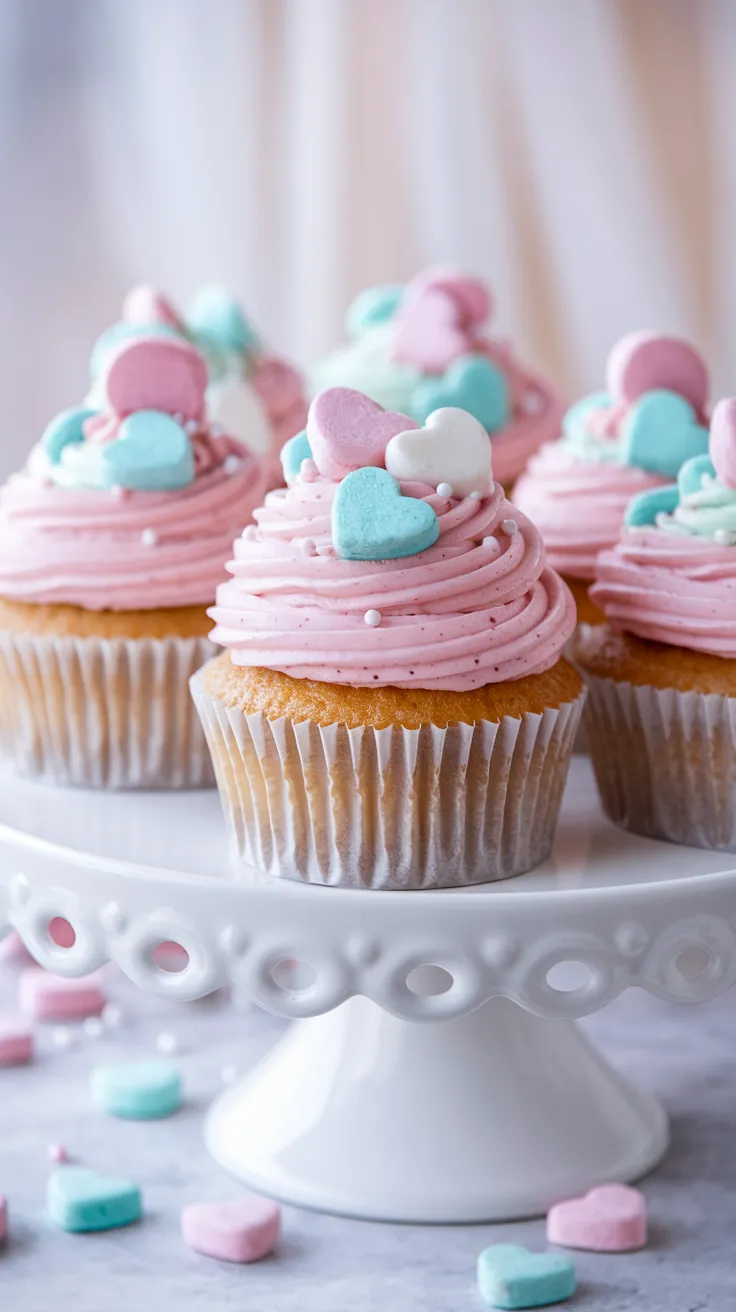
[0,0,733,478]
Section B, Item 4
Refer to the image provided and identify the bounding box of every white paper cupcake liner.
[191,668,585,888]
[583,673,736,851]
[0,630,216,789]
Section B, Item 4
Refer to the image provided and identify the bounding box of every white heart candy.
[384,407,493,498]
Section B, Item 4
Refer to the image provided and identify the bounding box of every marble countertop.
[1,968,733,1312]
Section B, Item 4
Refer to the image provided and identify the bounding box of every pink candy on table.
[181,1195,281,1264]
[18,968,106,1022]
[0,1016,33,1067]
[547,1183,647,1253]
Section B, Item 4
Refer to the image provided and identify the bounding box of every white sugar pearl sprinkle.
[501,518,518,535]
[209,423,225,438]
[101,1003,124,1029]
[469,490,482,500]
[82,1017,103,1039]
[715,529,735,546]
[301,538,317,556]
[184,418,199,435]
[223,454,242,475]
[156,1030,180,1055]
[141,528,158,548]
[51,1027,76,1050]
[364,609,382,627]
[482,536,496,549]
[436,482,454,498]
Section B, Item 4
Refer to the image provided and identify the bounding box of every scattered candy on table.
[47,1166,142,1233]
[181,1195,281,1263]
[546,1183,647,1253]
[0,1016,33,1067]
[477,1244,576,1310]
[18,969,106,1022]
[91,1059,183,1120]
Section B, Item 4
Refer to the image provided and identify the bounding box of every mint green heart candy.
[412,355,510,433]
[621,389,709,478]
[477,1244,575,1309]
[47,1167,142,1233]
[42,406,97,464]
[624,483,679,528]
[101,411,194,492]
[345,284,405,338]
[91,1058,182,1119]
[187,285,260,358]
[281,430,313,485]
[333,467,439,561]
[678,452,716,498]
[561,390,610,444]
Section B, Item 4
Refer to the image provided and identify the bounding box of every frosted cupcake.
[90,284,307,468]
[576,397,736,850]
[0,334,272,788]
[192,387,584,889]
[513,332,711,624]
[312,269,565,486]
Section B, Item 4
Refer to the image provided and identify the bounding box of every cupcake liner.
[0,630,216,789]
[191,668,585,888]
[583,673,736,851]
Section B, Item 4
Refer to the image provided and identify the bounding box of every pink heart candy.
[547,1183,647,1252]
[181,1195,281,1263]
[18,967,106,1022]
[122,284,182,330]
[103,337,208,421]
[391,289,472,373]
[607,331,709,416]
[410,268,491,329]
[308,388,417,480]
[251,356,304,420]
[709,397,736,488]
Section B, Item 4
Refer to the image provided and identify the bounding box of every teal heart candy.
[281,430,313,485]
[678,452,716,498]
[91,1058,182,1119]
[345,284,405,338]
[47,1166,142,1233]
[624,482,679,528]
[477,1244,576,1310]
[562,390,611,444]
[411,355,510,433]
[90,320,182,383]
[101,411,194,492]
[187,285,260,359]
[333,467,439,561]
[42,406,97,464]
[621,388,709,478]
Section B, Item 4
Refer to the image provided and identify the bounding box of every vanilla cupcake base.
[0,630,215,789]
[191,659,585,889]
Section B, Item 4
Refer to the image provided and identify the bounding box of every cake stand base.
[205,994,668,1223]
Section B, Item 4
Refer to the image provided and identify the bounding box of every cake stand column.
[205,994,668,1223]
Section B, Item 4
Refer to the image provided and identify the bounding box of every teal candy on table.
[91,1058,183,1119]
[47,1167,142,1233]
[477,1245,576,1310]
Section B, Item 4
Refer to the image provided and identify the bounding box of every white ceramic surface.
[1,758,734,1221]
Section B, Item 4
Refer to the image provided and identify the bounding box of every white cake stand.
[1,758,735,1223]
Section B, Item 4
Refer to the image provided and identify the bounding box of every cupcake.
[311,269,565,486]
[89,284,307,469]
[192,387,585,889]
[0,334,272,788]
[513,332,711,624]
[576,396,736,851]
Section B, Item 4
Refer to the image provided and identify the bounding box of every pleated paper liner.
[192,666,585,889]
[0,631,216,789]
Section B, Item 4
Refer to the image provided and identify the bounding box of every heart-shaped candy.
[89,321,183,385]
[561,391,611,445]
[101,411,194,492]
[122,285,182,329]
[410,268,491,329]
[621,389,709,478]
[181,1194,281,1263]
[678,452,716,498]
[187,285,260,358]
[104,336,208,421]
[19,967,106,1021]
[333,467,439,561]
[607,331,709,415]
[385,407,493,497]
[346,284,405,338]
[42,406,97,464]
[547,1183,647,1253]
[412,355,510,433]
[477,1244,575,1309]
[624,482,679,529]
[281,430,313,484]
[92,1058,182,1119]
[47,1166,142,1233]
[308,388,417,480]
[709,397,736,489]
[391,289,471,373]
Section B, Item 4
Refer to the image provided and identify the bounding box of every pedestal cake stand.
[1,758,735,1223]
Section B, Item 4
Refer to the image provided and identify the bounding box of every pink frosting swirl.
[591,529,736,656]
[209,478,576,691]
[0,442,270,611]
[513,443,666,579]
